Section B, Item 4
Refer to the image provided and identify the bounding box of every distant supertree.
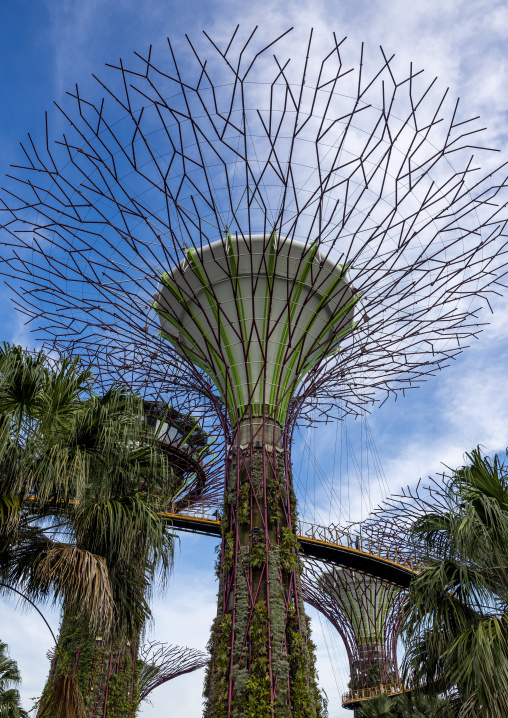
[45,640,207,711]
[2,26,508,718]
[144,399,223,508]
[138,641,208,702]
[302,560,404,710]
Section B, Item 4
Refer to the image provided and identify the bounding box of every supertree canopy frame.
[302,560,405,710]
[138,641,208,702]
[2,26,508,718]
[144,399,222,508]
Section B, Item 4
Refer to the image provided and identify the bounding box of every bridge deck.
[161,508,420,588]
[342,683,406,709]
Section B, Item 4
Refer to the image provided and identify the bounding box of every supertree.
[302,559,405,711]
[138,641,208,702]
[2,26,508,718]
[143,399,223,508]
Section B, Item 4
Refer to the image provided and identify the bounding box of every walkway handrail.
[296,519,423,574]
[28,496,421,577]
[342,680,426,706]
[161,503,423,576]
[342,683,405,705]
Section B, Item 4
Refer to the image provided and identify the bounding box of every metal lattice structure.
[354,473,461,566]
[138,641,208,702]
[144,399,224,508]
[302,559,405,710]
[2,26,508,717]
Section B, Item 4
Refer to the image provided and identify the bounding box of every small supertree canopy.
[2,28,508,427]
[138,641,208,702]
[302,559,404,694]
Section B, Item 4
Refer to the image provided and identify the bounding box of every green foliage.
[280,527,299,573]
[204,614,233,718]
[237,482,250,525]
[288,486,298,520]
[244,602,274,718]
[222,533,235,574]
[356,691,448,718]
[39,615,139,718]
[0,344,194,716]
[206,452,323,718]
[266,475,282,523]
[0,345,179,634]
[401,447,508,716]
[286,605,325,718]
[250,537,267,570]
[348,662,381,690]
[357,693,394,718]
[0,640,27,717]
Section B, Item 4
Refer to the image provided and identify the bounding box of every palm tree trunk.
[40,612,141,718]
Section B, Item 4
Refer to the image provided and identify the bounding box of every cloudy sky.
[1,1,508,716]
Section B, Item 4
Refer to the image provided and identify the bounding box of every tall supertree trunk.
[204,417,323,718]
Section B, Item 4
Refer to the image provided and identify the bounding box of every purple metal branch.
[138,641,208,702]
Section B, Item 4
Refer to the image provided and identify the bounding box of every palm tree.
[0,346,117,627]
[0,641,27,718]
[357,693,394,717]
[37,392,179,717]
[357,691,447,718]
[0,345,183,716]
[393,692,448,717]
[401,448,508,717]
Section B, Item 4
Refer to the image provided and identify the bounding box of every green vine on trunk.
[266,475,282,523]
[204,613,233,718]
[280,527,300,573]
[250,536,268,569]
[286,605,325,718]
[237,482,250,525]
[40,615,140,717]
[223,532,235,574]
[243,601,275,718]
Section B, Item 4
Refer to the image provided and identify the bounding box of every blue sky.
[1,1,508,716]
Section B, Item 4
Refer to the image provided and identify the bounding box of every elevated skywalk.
[161,504,422,588]
[342,683,406,709]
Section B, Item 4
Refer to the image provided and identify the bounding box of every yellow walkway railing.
[342,680,428,707]
[342,682,406,706]
[161,502,423,577]
[29,496,421,579]
[296,519,423,574]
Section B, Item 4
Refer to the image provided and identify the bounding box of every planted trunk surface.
[40,613,141,718]
[204,420,324,718]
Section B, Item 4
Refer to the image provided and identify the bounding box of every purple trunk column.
[204,414,323,717]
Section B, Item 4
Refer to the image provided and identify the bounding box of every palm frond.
[0,642,21,689]
[5,536,114,630]
[401,446,508,716]
[38,673,86,718]
[35,544,114,630]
